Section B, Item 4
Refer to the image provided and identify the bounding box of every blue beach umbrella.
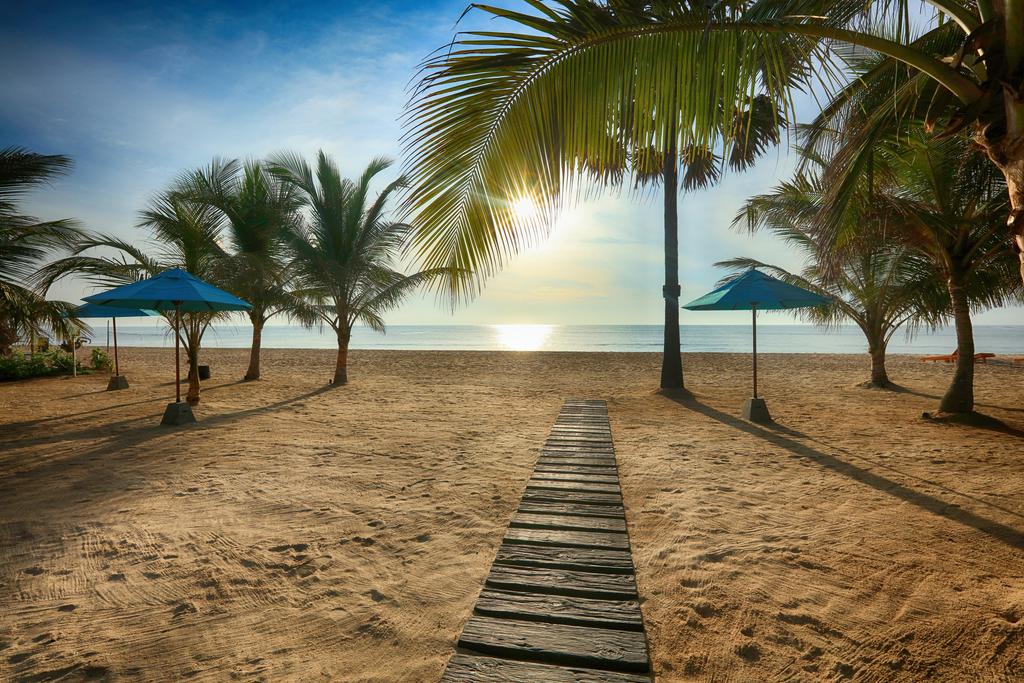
[84,269,250,415]
[684,269,830,421]
[83,268,252,313]
[73,303,159,383]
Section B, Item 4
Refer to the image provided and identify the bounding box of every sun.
[494,324,553,351]
[511,195,539,221]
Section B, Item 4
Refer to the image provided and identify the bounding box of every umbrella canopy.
[83,269,250,411]
[683,269,830,422]
[70,303,160,384]
[83,268,251,312]
[72,303,160,319]
[683,268,830,311]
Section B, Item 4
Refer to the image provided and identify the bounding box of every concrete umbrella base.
[106,375,130,391]
[161,401,196,426]
[742,398,772,423]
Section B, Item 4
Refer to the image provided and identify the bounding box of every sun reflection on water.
[494,324,554,351]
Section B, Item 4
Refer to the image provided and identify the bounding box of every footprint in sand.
[367,589,387,603]
[23,566,45,576]
[172,602,198,617]
[57,605,77,612]
[269,543,309,553]
[692,601,718,618]
[413,533,431,543]
[107,573,126,582]
[735,642,761,661]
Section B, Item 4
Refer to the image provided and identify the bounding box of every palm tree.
[404,2,788,390]
[727,168,946,388]
[177,158,308,381]
[869,132,1021,414]
[404,1,1024,307]
[38,194,227,404]
[0,147,84,354]
[269,152,450,385]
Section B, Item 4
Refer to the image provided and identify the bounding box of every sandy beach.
[1,348,1022,681]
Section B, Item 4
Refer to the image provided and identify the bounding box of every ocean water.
[98,323,1024,355]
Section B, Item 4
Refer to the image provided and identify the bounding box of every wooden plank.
[527,480,621,494]
[530,472,620,484]
[547,441,610,447]
[547,437,610,444]
[536,454,614,464]
[494,543,635,574]
[505,527,630,551]
[534,464,620,476]
[545,441,614,449]
[521,490,623,506]
[475,589,643,630]
[521,493,623,509]
[442,652,650,682]
[512,512,627,533]
[487,565,636,600]
[516,501,625,520]
[458,616,648,674]
[537,458,617,468]
[544,448,614,456]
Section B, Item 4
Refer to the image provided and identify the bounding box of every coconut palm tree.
[726,168,947,388]
[404,1,1024,318]
[269,152,450,385]
[750,130,1020,413]
[0,147,84,354]
[37,194,226,404]
[177,158,309,381]
[404,2,789,390]
[870,132,1021,414]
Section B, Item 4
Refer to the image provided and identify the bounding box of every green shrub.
[0,350,84,380]
[90,348,113,372]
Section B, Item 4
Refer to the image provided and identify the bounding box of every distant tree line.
[3,147,449,404]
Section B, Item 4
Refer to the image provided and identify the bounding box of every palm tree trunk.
[980,138,1024,286]
[244,316,263,381]
[868,340,890,388]
[938,274,975,413]
[1005,160,1024,286]
[186,343,201,405]
[660,145,683,390]
[333,330,350,386]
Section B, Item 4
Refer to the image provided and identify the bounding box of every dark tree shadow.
[661,392,1024,552]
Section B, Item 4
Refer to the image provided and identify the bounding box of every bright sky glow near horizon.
[3,1,1022,328]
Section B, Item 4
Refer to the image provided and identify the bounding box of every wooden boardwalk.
[442,400,651,682]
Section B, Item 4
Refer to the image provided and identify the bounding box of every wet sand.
[1,348,1022,681]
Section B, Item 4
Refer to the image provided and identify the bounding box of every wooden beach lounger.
[922,350,995,363]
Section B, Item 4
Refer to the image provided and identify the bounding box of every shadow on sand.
[0,384,339,526]
[663,392,1024,552]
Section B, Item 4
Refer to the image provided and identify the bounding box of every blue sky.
[3,1,1021,327]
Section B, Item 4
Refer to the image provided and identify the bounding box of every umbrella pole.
[113,318,119,376]
[72,335,77,378]
[175,304,181,403]
[752,305,758,399]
